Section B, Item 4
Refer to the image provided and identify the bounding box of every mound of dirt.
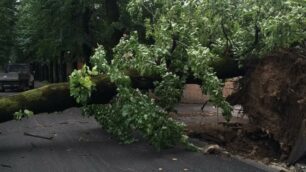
[237,47,306,157]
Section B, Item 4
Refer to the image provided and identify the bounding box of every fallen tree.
[0,82,74,122]
[1,0,304,158]
[0,75,163,123]
[0,48,305,161]
[0,59,242,123]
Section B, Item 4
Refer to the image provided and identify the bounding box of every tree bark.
[0,75,158,123]
[0,54,243,123]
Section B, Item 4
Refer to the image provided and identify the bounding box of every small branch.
[141,4,155,21]
[170,36,178,54]
[1,164,12,168]
[222,25,234,50]
[176,40,189,48]
[24,132,54,140]
[201,100,209,111]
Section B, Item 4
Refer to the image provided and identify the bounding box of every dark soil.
[179,46,306,164]
[172,103,282,163]
[184,117,282,163]
[231,47,306,157]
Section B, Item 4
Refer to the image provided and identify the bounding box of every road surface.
[0,107,278,172]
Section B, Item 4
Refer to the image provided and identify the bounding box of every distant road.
[0,91,15,97]
[0,81,46,97]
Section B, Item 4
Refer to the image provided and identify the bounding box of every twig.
[176,40,189,48]
[1,164,12,168]
[201,100,208,111]
[24,132,54,140]
[217,107,219,122]
[59,121,69,125]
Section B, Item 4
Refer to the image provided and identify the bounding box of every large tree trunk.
[0,75,158,123]
[0,64,232,123]
[0,56,243,123]
[1,48,305,161]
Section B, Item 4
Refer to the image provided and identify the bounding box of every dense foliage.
[70,0,305,149]
[16,0,128,63]
[1,0,304,150]
[70,46,191,149]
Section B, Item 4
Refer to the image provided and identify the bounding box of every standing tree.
[0,0,17,66]
[15,0,128,82]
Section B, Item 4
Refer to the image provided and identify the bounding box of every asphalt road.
[0,107,277,172]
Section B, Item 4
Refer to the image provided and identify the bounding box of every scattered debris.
[78,137,84,142]
[261,157,271,164]
[1,164,12,168]
[59,121,69,125]
[31,142,37,149]
[24,132,54,140]
[176,101,285,164]
[172,158,178,161]
[269,162,292,172]
[248,146,259,157]
[295,163,306,172]
[202,144,223,155]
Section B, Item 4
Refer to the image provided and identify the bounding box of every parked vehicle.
[0,64,34,91]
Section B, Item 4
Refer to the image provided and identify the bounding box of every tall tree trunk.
[48,61,53,83]
[105,0,119,22]
[104,0,124,60]
[53,60,58,83]
[66,62,73,81]
[82,7,92,65]
[43,64,49,82]
[58,52,65,82]
[0,75,157,123]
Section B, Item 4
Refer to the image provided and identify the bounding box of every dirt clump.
[234,47,306,157]
[178,48,306,163]
[186,122,282,162]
